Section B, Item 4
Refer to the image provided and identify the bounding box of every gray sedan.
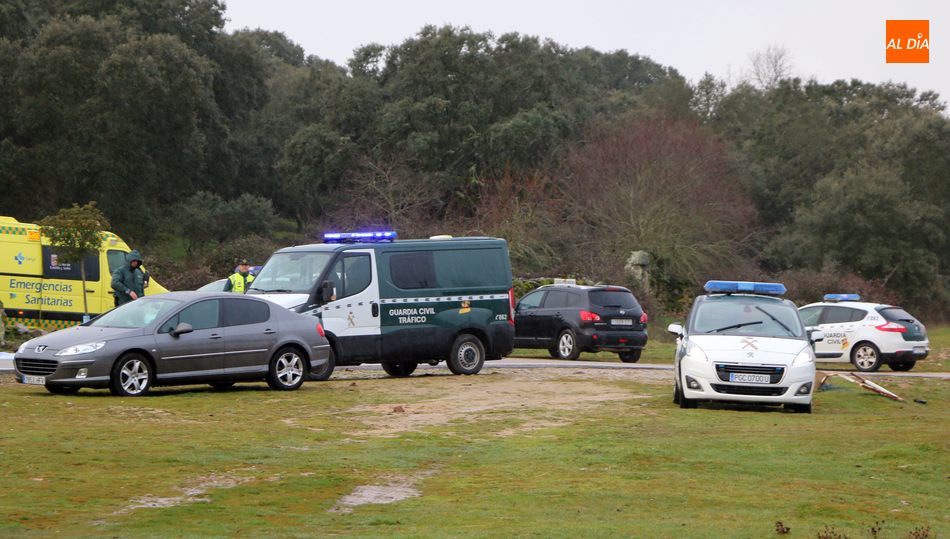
[13,291,330,396]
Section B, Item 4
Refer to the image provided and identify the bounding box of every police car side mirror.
[171,322,193,337]
[667,323,683,336]
[809,330,825,343]
[318,280,334,303]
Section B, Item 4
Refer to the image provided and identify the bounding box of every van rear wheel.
[448,334,485,375]
[382,362,418,377]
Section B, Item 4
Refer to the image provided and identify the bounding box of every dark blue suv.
[514,285,648,362]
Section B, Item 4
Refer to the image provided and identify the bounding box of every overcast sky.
[224,0,948,102]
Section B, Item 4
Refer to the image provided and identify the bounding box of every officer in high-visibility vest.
[224,259,255,294]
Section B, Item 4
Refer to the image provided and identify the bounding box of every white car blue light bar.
[823,293,861,302]
[323,231,398,243]
[704,280,787,296]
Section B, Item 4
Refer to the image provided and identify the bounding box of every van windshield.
[690,296,804,339]
[90,298,181,329]
[248,252,334,294]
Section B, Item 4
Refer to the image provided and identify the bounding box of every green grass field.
[0,366,946,537]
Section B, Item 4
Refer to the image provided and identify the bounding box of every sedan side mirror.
[809,330,825,343]
[171,322,194,337]
[667,323,684,336]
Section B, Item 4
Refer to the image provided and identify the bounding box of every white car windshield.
[690,296,805,339]
[248,251,334,294]
[90,298,182,329]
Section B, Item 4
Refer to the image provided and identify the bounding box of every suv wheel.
[447,334,485,375]
[110,353,152,397]
[555,329,581,360]
[619,350,641,363]
[851,343,882,372]
[889,360,916,372]
[267,347,305,390]
[382,362,418,377]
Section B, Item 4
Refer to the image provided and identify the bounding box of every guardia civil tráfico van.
[668,281,822,413]
[1,216,168,331]
[245,231,516,379]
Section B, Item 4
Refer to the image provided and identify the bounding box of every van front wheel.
[382,362,418,377]
[448,334,486,375]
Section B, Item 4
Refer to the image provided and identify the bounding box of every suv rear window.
[878,307,916,322]
[589,290,640,310]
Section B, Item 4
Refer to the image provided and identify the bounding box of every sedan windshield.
[90,298,182,329]
[248,251,334,294]
[690,296,804,339]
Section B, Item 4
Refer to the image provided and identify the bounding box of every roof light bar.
[704,280,787,296]
[323,231,397,244]
[823,293,861,302]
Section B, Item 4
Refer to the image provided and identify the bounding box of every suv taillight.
[875,322,906,333]
[508,288,516,327]
[580,310,601,322]
[639,312,649,324]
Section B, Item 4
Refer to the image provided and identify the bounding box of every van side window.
[41,246,100,281]
[390,252,438,289]
[328,254,373,299]
[433,249,508,288]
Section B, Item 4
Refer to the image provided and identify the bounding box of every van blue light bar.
[323,231,397,243]
[823,293,861,302]
[704,280,787,296]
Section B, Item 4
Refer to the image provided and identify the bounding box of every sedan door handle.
[263,329,276,335]
[209,333,222,339]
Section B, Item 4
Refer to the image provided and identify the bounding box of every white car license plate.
[729,373,770,384]
[22,375,46,385]
[611,319,633,326]
[913,346,927,354]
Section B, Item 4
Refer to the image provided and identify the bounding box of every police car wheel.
[45,384,80,396]
[555,330,581,361]
[266,347,305,391]
[382,362,418,377]
[109,353,153,397]
[889,360,916,372]
[448,334,486,375]
[308,346,336,381]
[619,350,641,363]
[851,343,882,372]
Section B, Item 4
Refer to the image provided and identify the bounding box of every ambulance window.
[330,254,372,299]
[390,252,438,289]
[798,307,822,326]
[107,250,128,274]
[542,290,568,308]
[822,306,858,324]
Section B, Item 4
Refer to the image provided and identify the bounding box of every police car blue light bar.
[823,293,861,302]
[704,280,787,296]
[323,231,397,243]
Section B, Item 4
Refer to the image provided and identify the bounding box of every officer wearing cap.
[224,259,255,294]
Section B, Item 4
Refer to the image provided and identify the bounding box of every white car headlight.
[55,342,106,357]
[792,347,815,366]
[685,341,708,362]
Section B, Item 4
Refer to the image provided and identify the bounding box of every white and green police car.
[668,281,820,413]
[798,294,929,372]
[247,231,515,379]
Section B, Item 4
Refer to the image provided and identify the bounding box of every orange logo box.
[886,20,929,63]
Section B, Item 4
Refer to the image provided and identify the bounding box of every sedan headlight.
[55,342,106,356]
[792,348,815,366]
[685,341,708,362]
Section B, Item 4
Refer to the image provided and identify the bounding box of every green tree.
[38,202,110,320]
[276,124,355,229]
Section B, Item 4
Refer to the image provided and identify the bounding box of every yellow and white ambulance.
[1,216,168,331]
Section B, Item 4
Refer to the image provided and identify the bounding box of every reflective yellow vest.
[228,272,255,294]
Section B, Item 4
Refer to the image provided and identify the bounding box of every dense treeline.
[1,1,947,316]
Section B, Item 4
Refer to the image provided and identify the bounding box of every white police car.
[798,294,929,372]
[668,281,820,413]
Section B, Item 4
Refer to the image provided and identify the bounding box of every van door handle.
[86,289,95,293]
[210,333,222,339]
[263,329,276,335]
[371,303,379,317]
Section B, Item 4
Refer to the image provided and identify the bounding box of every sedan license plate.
[729,373,770,384]
[611,318,633,326]
[22,375,46,385]
[913,346,927,354]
